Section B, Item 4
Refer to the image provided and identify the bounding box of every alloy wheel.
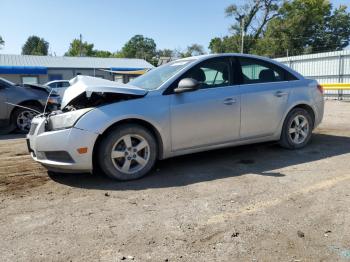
[110,134,150,175]
[288,115,309,144]
[17,111,37,132]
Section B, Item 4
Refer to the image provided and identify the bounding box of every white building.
[0,54,154,85]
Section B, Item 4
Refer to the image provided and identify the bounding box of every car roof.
[177,53,277,61]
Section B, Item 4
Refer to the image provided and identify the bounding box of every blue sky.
[0,0,349,55]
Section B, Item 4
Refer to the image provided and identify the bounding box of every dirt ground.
[1,100,350,262]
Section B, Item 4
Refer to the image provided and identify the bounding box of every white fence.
[275,50,350,83]
[275,50,350,99]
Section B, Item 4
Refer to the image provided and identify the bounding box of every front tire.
[279,108,313,149]
[98,124,157,181]
[12,105,41,134]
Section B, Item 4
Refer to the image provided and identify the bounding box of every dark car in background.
[45,80,71,98]
[0,77,61,134]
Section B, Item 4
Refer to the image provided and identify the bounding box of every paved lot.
[1,101,350,261]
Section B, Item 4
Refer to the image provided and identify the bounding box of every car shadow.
[0,134,26,140]
[49,133,350,191]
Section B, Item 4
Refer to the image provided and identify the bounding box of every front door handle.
[223,97,237,105]
[275,91,288,97]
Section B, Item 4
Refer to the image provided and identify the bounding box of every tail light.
[317,84,324,94]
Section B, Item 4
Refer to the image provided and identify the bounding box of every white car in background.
[45,80,71,97]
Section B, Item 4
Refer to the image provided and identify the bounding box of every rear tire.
[279,108,313,149]
[98,124,157,181]
[11,105,41,134]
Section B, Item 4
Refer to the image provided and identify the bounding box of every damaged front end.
[40,76,148,132]
[61,75,148,109]
[62,91,145,112]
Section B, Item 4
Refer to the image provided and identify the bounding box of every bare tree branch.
[225,0,281,38]
[253,0,280,39]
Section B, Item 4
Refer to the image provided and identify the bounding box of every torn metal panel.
[62,75,148,108]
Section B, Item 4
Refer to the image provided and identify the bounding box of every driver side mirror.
[174,78,200,94]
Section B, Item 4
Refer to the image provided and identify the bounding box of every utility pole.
[79,34,83,57]
[241,17,245,54]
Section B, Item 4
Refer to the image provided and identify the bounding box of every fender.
[75,95,172,159]
[273,100,317,140]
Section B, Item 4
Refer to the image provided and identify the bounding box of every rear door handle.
[275,91,288,97]
[223,97,237,105]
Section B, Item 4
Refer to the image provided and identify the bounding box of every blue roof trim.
[110,67,145,71]
[0,66,48,75]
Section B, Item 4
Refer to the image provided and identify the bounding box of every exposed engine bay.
[42,91,145,132]
[60,75,148,109]
[32,75,149,132]
[62,91,145,112]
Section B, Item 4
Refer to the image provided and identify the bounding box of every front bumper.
[27,116,98,173]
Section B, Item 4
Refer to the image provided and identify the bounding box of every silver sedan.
[27,54,324,180]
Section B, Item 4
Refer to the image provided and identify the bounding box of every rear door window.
[238,57,297,84]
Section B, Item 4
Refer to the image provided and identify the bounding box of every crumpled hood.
[61,75,148,108]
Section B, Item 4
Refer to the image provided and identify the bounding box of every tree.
[65,38,114,57]
[0,36,4,49]
[210,0,350,57]
[181,44,205,57]
[171,48,185,59]
[209,1,281,54]
[209,36,241,53]
[258,1,350,57]
[22,36,49,55]
[118,35,157,62]
[157,49,173,58]
[225,1,281,39]
[65,39,95,56]
[312,5,350,52]
[93,50,113,58]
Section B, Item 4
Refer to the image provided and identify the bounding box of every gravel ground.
[1,100,350,262]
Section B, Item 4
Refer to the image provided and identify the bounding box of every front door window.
[182,59,231,89]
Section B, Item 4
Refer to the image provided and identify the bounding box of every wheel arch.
[92,118,165,171]
[277,102,316,140]
[9,100,44,129]
[10,100,43,116]
[288,103,316,129]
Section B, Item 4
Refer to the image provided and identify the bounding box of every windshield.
[129,59,195,90]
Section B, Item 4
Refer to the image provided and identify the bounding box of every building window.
[48,74,63,81]
[114,75,124,83]
[22,76,38,84]
[127,76,138,83]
